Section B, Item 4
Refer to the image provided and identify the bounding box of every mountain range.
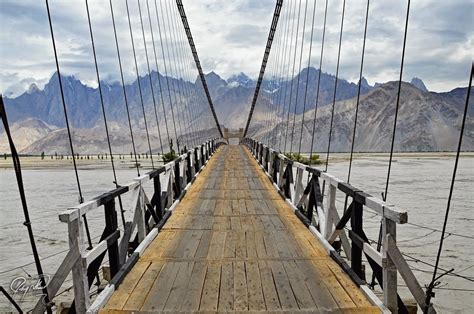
[1,68,472,154]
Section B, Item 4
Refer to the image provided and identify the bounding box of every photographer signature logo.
[10,274,51,304]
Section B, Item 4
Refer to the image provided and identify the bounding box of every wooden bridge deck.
[102,145,379,313]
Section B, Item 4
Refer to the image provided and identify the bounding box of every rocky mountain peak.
[227,72,255,88]
[410,77,429,92]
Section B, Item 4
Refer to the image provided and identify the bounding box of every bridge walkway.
[101,145,379,313]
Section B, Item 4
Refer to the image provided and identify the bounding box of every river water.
[0,154,472,312]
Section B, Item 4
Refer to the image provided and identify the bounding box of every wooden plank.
[218,261,234,311]
[195,230,212,259]
[246,231,258,258]
[123,261,164,310]
[246,261,265,310]
[200,261,221,311]
[283,260,316,309]
[164,262,194,311]
[180,262,207,311]
[387,234,427,309]
[235,231,246,258]
[310,259,356,309]
[270,261,298,310]
[105,261,150,310]
[233,261,248,310]
[295,260,338,310]
[258,261,280,310]
[207,231,226,259]
[141,262,181,311]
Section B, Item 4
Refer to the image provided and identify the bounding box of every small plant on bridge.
[162,139,177,163]
[284,152,321,165]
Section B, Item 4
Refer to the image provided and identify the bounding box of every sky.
[0,0,472,96]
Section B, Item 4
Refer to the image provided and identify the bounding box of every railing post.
[136,186,147,241]
[200,144,205,166]
[186,151,193,183]
[351,199,364,280]
[383,216,398,312]
[153,175,163,220]
[69,217,90,312]
[272,153,279,183]
[264,147,269,171]
[194,147,200,173]
[324,184,336,239]
[104,198,120,278]
[174,160,181,196]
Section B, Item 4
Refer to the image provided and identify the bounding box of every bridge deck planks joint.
[101,145,380,313]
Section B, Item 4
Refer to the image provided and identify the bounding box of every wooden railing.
[33,139,225,314]
[243,138,436,314]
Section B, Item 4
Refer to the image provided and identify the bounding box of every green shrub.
[284,152,321,165]
[162,150,177,163]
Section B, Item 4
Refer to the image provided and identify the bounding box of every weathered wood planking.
[101,145,380,313]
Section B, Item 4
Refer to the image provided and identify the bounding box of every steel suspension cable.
[425,63,473,311]
[154,0,180,153]
[274,1,292,149]
[171,4,200,147]
[290,0,309,153]
[167,0,194,150]
[137,0,165,156]
[45,0,94,250]
[370,0,410,289]
[145,0,171,153]
[125,0,155,168]
[282,0,300,153]
[297,0,318,155]
[324,0,346,170]
[269,2,289,147]
[308,0,328,161]
[163,0,187,150]
[382,0,410,201]
[265,16,285,146]
[161,0,185,152]
[85,0,127,228]
[278,0,296,152]
[346,0,370,184]
[266,15,284,147]
[0,96,51,313]
[262,32,278,145]
[109,0,140,176]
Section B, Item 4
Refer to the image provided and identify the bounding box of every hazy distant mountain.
[1,69,471,154]
[250,81,473,152]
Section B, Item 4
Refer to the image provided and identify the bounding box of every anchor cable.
[425,62,473,310]
[0,95,51,313]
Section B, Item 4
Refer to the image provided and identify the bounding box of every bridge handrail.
[243,138,435,314]
[33,139,225,313]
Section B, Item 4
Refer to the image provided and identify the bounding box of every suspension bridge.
[1,0,472,313]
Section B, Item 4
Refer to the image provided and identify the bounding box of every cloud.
[0,0,472,94]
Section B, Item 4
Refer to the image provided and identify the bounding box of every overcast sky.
[0,0,472,96]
